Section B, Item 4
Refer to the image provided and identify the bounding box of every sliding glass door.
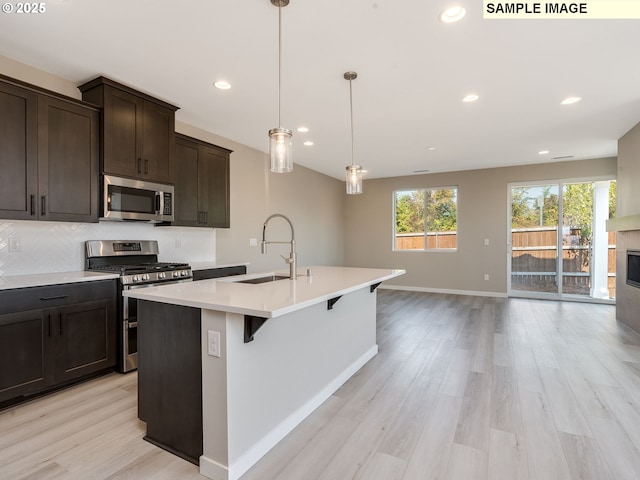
[508,180,616,300]
[510,185,560,295]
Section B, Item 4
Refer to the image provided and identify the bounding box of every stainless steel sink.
[234,274,290,284]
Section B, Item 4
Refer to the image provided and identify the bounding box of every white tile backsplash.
[0,220,216,276]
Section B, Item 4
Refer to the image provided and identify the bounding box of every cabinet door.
[200,146,230,228]
[53,298,116,383]
[38,96,100,222]
[0,309,54,403]
[0,81,38,220]
[174,137,201,226]
[103,87,144,178]
[142,100,175,183]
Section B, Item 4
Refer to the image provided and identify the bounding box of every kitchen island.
[123,265,404,480]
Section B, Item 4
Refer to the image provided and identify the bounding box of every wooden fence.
[395,231,457,250]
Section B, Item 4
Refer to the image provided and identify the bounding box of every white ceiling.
[2,0,640,180]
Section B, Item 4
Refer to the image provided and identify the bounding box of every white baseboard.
[379,284,507,298]
[199,345,379,480]
[199,456,228,480]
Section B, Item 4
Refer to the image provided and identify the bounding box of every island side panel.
[210,286,376,478]
[137,300,203,464]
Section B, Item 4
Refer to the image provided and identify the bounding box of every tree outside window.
[394,188,457,251]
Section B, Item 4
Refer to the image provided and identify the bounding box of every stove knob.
[181,270,188,277]
[132,275,139,282]
[142,274,149,281]
[172,271,180,278]
[158,272,166,279]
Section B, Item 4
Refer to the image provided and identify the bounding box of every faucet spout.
[261,214,297,279]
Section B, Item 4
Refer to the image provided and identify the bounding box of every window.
[394,187,457,251]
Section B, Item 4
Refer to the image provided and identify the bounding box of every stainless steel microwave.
[103,175,174,223]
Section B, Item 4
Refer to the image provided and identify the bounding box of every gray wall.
[344,158,617,295]
[175,122,345,273]
[615,120,640,332]
[618,121,640,217]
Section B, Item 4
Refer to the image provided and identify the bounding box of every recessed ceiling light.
[427,147,436,151]
[538,150,550,155]
[213,81,231,90]
[297,126,309,133]
[560,96,581,105]
[303,141,314,146]
[462,94,479,102]
[440,6,466,23]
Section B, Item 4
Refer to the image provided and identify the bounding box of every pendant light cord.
[349,78,354,167]
[278,3,282,128]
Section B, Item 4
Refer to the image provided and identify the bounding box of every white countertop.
[123,266,405,318]
[0,271,120,290]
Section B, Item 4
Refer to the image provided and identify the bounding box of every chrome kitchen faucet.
[261,213,297,280]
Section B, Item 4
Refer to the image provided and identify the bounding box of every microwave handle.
[156,192,162,215]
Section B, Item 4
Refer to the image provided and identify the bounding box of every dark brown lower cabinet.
[0,280,117,407]
[192,265,247,281]
[137,300,202,464]
[0,309,53,401]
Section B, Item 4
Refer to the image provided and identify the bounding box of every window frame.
[392,186,458,252]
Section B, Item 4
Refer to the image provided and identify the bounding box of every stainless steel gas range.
[85,240,192,372]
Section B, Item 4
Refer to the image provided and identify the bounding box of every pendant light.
[344,71,363,194]
[269,0,293,173]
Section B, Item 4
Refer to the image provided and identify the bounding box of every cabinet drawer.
[0,280,117,315]
[192,266,247,281]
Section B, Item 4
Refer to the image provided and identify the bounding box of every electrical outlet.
[249,238,258,247]
[483,238,490,246]
[8,236,20,252]
[484,274,490,281]
[207,330,221,358]
[175,238,182,248]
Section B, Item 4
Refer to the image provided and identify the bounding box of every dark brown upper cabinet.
[0,75,100,223]
[174,134,231,228]
[79,77,178,184]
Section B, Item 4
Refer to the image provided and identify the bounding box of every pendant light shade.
[269,127,293,173]
[346,164,363,194]
[344,71,363,194]
[269,0,293,173]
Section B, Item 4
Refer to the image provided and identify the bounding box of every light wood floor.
[2,290,640,479]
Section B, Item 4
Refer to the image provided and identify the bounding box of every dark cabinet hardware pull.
[59,313,63,335]
[40,295,69,301]
[48,314,52,337]
[137,158,142,174]
[144,159,149,174]
[41,195,46,215]
[30,194,35,215]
